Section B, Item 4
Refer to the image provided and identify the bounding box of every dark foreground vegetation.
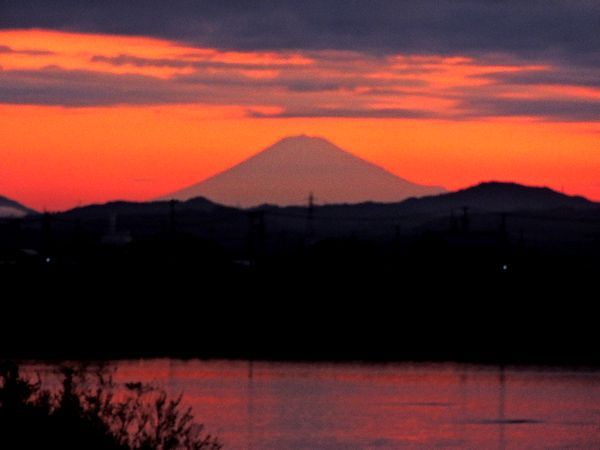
[0,183,599,365]
[0,361,221,450]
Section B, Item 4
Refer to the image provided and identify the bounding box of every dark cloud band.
[1,0,598,65]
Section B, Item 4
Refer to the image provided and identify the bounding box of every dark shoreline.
[9,356,598,370]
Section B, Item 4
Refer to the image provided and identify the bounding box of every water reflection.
[498,366,506,450]
[457,367,468,447]
[246,360,254,450]
[26,361,600,449]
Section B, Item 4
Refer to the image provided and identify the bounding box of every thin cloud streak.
[249,107,434,119]
[460,97,600,122]
[0,44,54,55]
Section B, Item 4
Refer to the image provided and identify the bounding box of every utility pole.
[499,212,507,241]
[169,199,177,237]
[306,192,315,242]
[168,200,177,267]
[42,212,53,261]
[108,213,117,236]
[499,212,509,273]
[74,219,83,261]
[257,211,265,258]
[9,218,22,250]
[394,223,402,262]
[461,206,470,233]
[450,210,458,232]
[247,210,265,266]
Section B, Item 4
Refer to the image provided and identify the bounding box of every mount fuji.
[163,135,445,207]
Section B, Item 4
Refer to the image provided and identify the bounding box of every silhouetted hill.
[250,181,599,237]
[59,181,596,223]
[324,181,595,215]
[51,181,599,243]
[0,195,36,218]
[398,181,595,214]
[162,135,445,206]
[60,196,226,220]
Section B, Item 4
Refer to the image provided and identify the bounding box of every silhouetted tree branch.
[0,361,221,450]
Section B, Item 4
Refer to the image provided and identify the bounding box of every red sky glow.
[1,29,599,210]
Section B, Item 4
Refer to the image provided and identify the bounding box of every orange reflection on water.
[103,360,600,449]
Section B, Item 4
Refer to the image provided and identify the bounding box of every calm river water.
[32,360,600,449]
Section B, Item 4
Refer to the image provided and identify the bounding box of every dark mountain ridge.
[0,195,37,217]
[401,181,595,213]
[59,196,225,220]
[44,181,599,251]
[255,181,598,220]
[57,181,599,220]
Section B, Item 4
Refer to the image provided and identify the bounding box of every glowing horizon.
[1,29,599,211]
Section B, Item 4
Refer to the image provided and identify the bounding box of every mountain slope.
[396,181,596,214]
[60,196,223,220]
[260,181,597,220]
[0,195,36,218]
[163,135,445,207]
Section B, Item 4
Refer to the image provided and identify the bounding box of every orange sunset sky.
[1,25,599,211]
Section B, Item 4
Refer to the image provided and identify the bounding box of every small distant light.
[45,257,51,263]
[502,264,508,271]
